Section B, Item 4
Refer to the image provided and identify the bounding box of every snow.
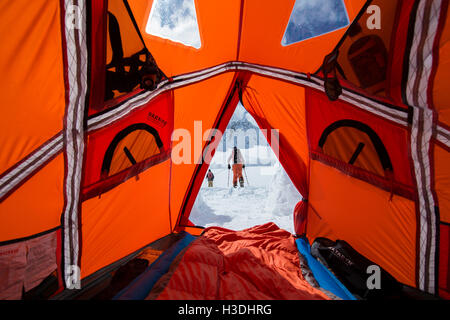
[190,150,301,234]
[265,163,303,219]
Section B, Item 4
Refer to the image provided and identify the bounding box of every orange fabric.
[242,76,309,191]
[0,0,65,174]
[434,144,450,223]
[81,160,171,278]
[148,223,331,300]
[306,160,416,287]
[0,155,64,242]
[232,163,243,186]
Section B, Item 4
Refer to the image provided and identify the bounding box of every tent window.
[319,120,392,177]
[281,0,349,46]
[105,0,164,101]
[145,0,201,49]
[101,123,164,179]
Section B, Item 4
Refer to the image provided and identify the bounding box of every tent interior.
[1,0,450,300]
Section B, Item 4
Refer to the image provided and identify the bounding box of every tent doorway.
[189,103,301,233]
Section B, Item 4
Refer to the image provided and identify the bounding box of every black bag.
[310,237,402,299]
[93,258,149,300]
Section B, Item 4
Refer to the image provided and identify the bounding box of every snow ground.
[189,146,301,234]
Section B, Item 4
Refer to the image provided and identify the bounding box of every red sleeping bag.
[146,223,333,300]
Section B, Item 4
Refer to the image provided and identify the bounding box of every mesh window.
[101,124,164,179]
[319,120,393,177]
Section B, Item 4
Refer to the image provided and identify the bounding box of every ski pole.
[243,166,250,186]
[227,166,230,188]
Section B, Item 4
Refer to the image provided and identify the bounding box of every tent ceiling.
[129,0,366,77]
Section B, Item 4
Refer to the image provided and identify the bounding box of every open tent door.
[189,103,301,233]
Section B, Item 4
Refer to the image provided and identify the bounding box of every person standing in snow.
[206,169,215,187]
[227,146,245,188]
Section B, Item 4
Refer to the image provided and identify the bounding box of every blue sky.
[282,0,349,46]
[145,0,201,49]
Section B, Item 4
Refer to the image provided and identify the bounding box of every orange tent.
[0,0,449,299]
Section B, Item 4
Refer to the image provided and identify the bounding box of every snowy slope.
[190,156,301,234]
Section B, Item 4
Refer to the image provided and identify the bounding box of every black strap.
[348,142,365,165]
[123,0,147,49]
[107,12,124,67]
[123,147,137,165]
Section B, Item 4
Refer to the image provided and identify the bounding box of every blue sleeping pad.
[114,232,196,300]
[296,237,356,300]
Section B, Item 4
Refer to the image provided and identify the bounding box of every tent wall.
[80,88,174,277]
[306,160,417,287]
[0,0,66,173]
[303,84,417,287]
[0,156,64,242]
[0,0,66,299]
[81,160,172,278]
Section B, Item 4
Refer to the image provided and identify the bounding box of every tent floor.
[52,232,190,300]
